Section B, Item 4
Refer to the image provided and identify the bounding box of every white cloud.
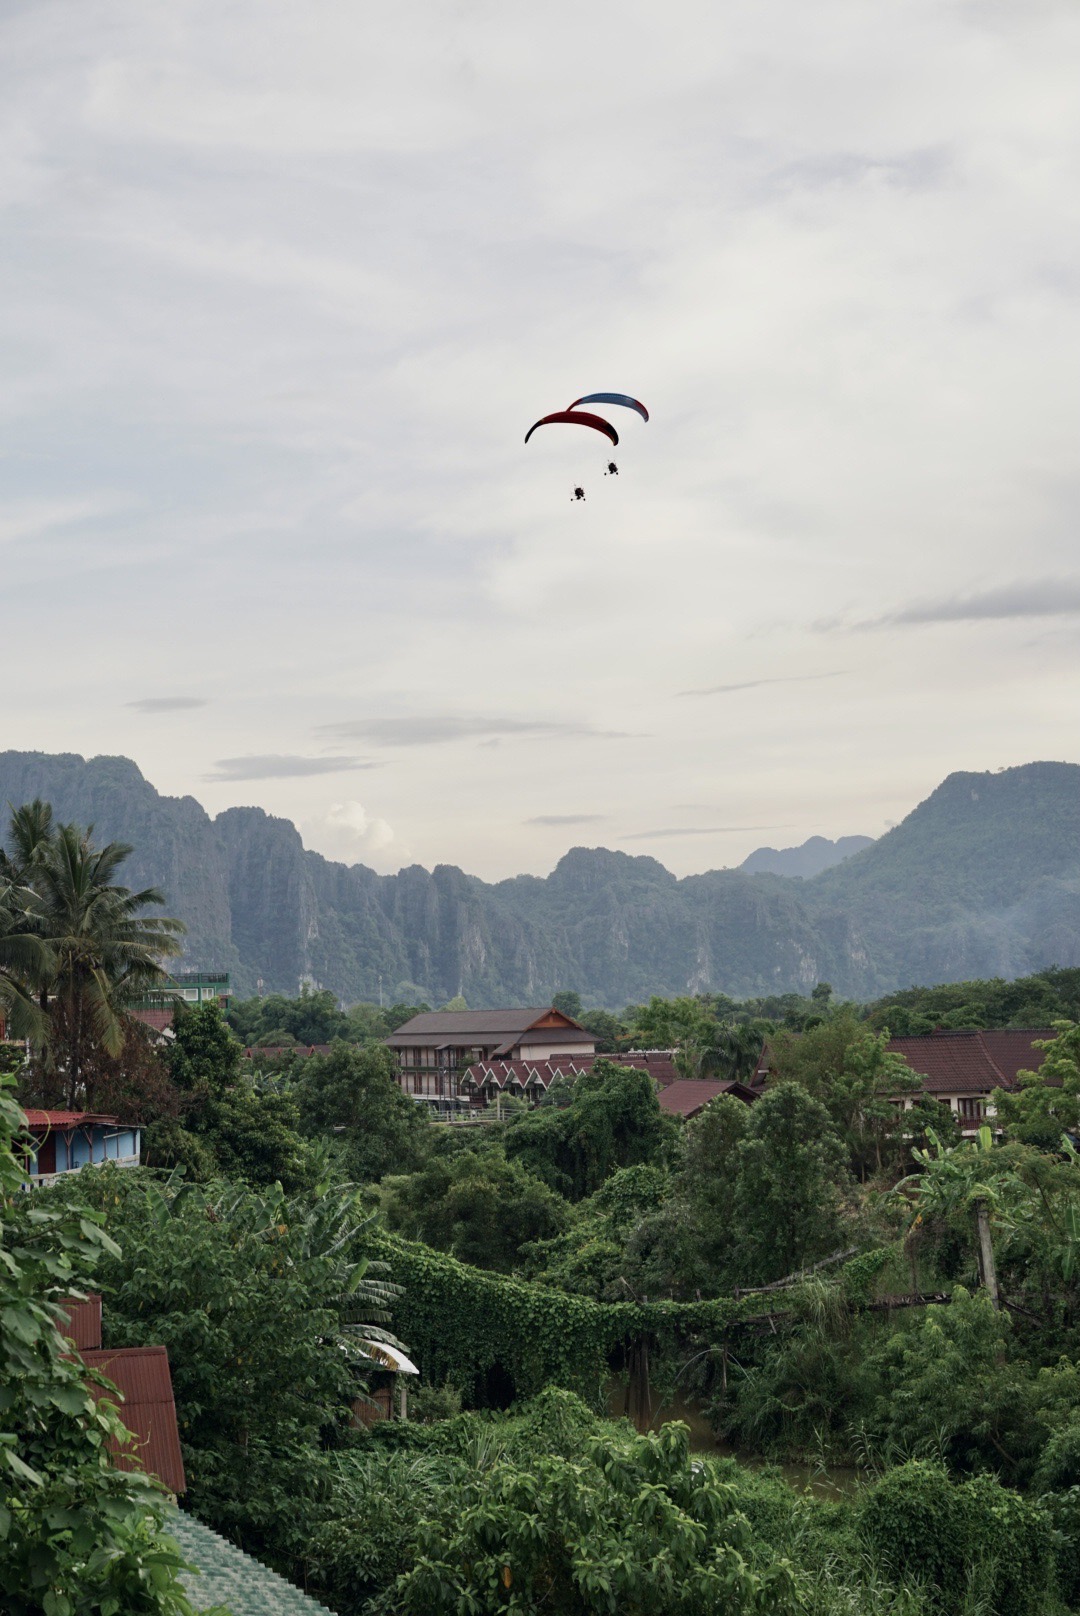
[1,0,1078,877]
[302,800,396,866]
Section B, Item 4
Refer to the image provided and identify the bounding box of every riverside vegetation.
[6,807,1080,1612]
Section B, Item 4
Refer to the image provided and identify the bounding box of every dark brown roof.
[58,1294,103,1352]
[491,1028,596,1056]
[658,1079,759,1118]
[83,1345,187,1495]
[386,1008,580,1047]
[130,1007,174,1033]
[610,1051,681,1088]
[887,1028,1055,1095]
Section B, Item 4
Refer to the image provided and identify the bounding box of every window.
[958,1097,986,1120]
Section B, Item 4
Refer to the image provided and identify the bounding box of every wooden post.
[974,1199,1000,1310]
[639,1336,651,1427]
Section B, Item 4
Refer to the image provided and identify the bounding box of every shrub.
[859,1461,1054,1616]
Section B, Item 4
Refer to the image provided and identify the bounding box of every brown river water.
[605,1380,859,1499]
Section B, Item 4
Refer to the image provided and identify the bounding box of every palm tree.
[28,821,185,1107]
[1,802,58,1044]
[0,877,50,1044]
[0,799,57,886]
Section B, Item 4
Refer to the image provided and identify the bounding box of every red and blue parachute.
[524,409,619,447]
[524,391,649,447]
[567,392,649,423]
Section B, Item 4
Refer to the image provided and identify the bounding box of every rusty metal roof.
[23,1110,123,1129]
[57,1293,102,1352]
[82,1345,187,1495]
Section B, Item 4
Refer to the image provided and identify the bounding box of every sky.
[2,0,1079,880]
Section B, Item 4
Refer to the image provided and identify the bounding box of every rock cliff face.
[1,752,1077,1005]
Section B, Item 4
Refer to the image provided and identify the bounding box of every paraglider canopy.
[568,392,649,423]
[524,409,619,447]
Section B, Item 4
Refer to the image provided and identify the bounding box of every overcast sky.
[3,1,1079,879]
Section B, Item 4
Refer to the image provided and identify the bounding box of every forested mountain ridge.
[740,833,874,877]
[0,750,1077,1005]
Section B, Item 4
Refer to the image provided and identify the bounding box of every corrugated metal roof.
[23,1110,122,1129]
[168,1509,338,1615]
[887,1028,1055,1095]
[82,1345,187,1495]
[57,1293,102,1352]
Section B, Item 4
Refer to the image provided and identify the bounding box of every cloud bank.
[2,0,1079,877]
[206,755,379,781]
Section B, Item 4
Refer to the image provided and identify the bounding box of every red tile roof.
[461,1057,591,1090]
[23,1110,122,1129]
[82,1345,187,1496]
[658,1079,759,1118]
[887,1029,1055,1095]
[459,1047,746,1111]
[57,1294,103,1352]
[130,1007,175,1033]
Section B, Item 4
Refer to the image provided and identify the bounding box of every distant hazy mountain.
[740,834,874,879]
[0,752,1077,1006]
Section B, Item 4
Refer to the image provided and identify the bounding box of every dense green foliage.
[859,1461,1055,1615]
[0,803,184,1108]
[391,1408,793,1616]
[291,1042,431,1183]
[62,1164,397,1567]
[381,1145,569,1271]
[0,1078,219,1616]
[13,788,1080,1612]
[504,1059,677,1201]
[867,967,1080,1037]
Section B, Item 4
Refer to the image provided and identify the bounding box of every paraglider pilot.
[572,486,586,502]
[605,462,618,476]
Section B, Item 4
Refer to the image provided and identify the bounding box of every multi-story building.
[885,1027,1055,1134]
[129,971,232,1035]
[384,1006,597,1116]
[755,1026,1055,1136]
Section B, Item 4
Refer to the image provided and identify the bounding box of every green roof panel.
[168,1508,338,1616]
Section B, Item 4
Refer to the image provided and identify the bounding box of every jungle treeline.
[6,805,1080,1614]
